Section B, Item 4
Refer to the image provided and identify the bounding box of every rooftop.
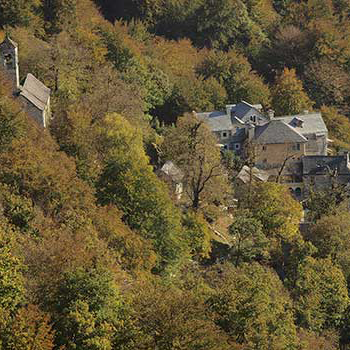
[254,119,307,144]
[159,161,184,182]
[302,155,350,175]
[0,36,18,48]
[230,100,263,119]
[275,112,327,135]
[20,73,50,111]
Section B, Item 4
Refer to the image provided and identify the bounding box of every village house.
[0,36,51,127]
[156,161,184,201]
[196,101,270,153]
[198,103,350,199]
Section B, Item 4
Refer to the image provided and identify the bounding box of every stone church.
[0,36,51,128]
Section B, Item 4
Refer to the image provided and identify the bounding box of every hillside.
[0,0,350,349]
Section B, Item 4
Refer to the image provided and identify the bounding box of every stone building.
[197,101,269,153]
[198,103,350,200]
[0,36,51,127]
[156,161,184,200]
[302,154,350,192]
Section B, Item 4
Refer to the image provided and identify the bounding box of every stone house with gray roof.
[197,101,269,153]
[156,161,184,200]
[197,103,348,199]
[0,36,51,128]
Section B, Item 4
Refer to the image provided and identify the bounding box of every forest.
[1,0,350,349]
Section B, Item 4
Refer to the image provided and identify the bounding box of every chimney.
[267,109,275,120]
[226,104,236,117]
[246,123,255,142]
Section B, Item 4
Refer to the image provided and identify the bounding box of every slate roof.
[275,113,327,135]
[253,119,307,144]
[197,111,232,131]
[231,128,246,142]
[302,155,350,175]
[20,73,50,111]
[159,161,184,182]
[237,165,269,183]
[0,36,18,48]
[230,101,262,119]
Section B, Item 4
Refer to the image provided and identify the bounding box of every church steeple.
[0,36,20,92]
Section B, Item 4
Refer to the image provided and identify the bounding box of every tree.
[96,114,187,270]
[197,50,271,106]
[258,26,317,80]
[239,182,304,273]
[228,209,269,266]
[161,113,230,210]
[182,211,212,259]
[0,227,24,314]
[131,281,231,349]
[0,0,43,31]
[2,305,54,350]
[42,0,77,34]
[304,58,350,114]
[50,267,136,350]
[321,106,350,150]
[293,257,349,333]
[307,206,350,282]
[205,262,299,348]
[272,68,313,116]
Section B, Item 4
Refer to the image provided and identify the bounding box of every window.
[234,143,240,150]
[262,145,267,151]
[4,53,13,68]
[292,143,301,151]
[295,187,302,197]
[222,131,228,138]
[223,144,228,150]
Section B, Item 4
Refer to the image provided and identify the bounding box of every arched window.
[295,187,302,197]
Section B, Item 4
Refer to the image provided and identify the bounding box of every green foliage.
[2,305,54,350]
[182,211,212,259]
[206,262,299,348]
[97,114,187,270]
[307,206,350,282]
[272,68,313,116]
[51,267,135,350]
[3,0,350,347]
[197,50,271,106]
[0,0,42,29]
[161,113,230,210]
[0,228,24,314]
[131,280,231,349]
[228,209,269,266]
[321,106,350,150]
[293,257,349,333]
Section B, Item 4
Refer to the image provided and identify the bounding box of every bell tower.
[0,36,20,92]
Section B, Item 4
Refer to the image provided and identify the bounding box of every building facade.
[0,36,51,128]
[198,102,350,199]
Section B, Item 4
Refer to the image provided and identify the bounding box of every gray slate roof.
[197,111,245,132]
[230,101,262,119]
[197,111,232,132]
[302,155,350,175]
[0,36,18,48]
[254,119,307,144]
[159,161,184,182]
[231,128,246,142]
[237,165,269,183]
[275,113,327,135]
[20,73,50,111]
